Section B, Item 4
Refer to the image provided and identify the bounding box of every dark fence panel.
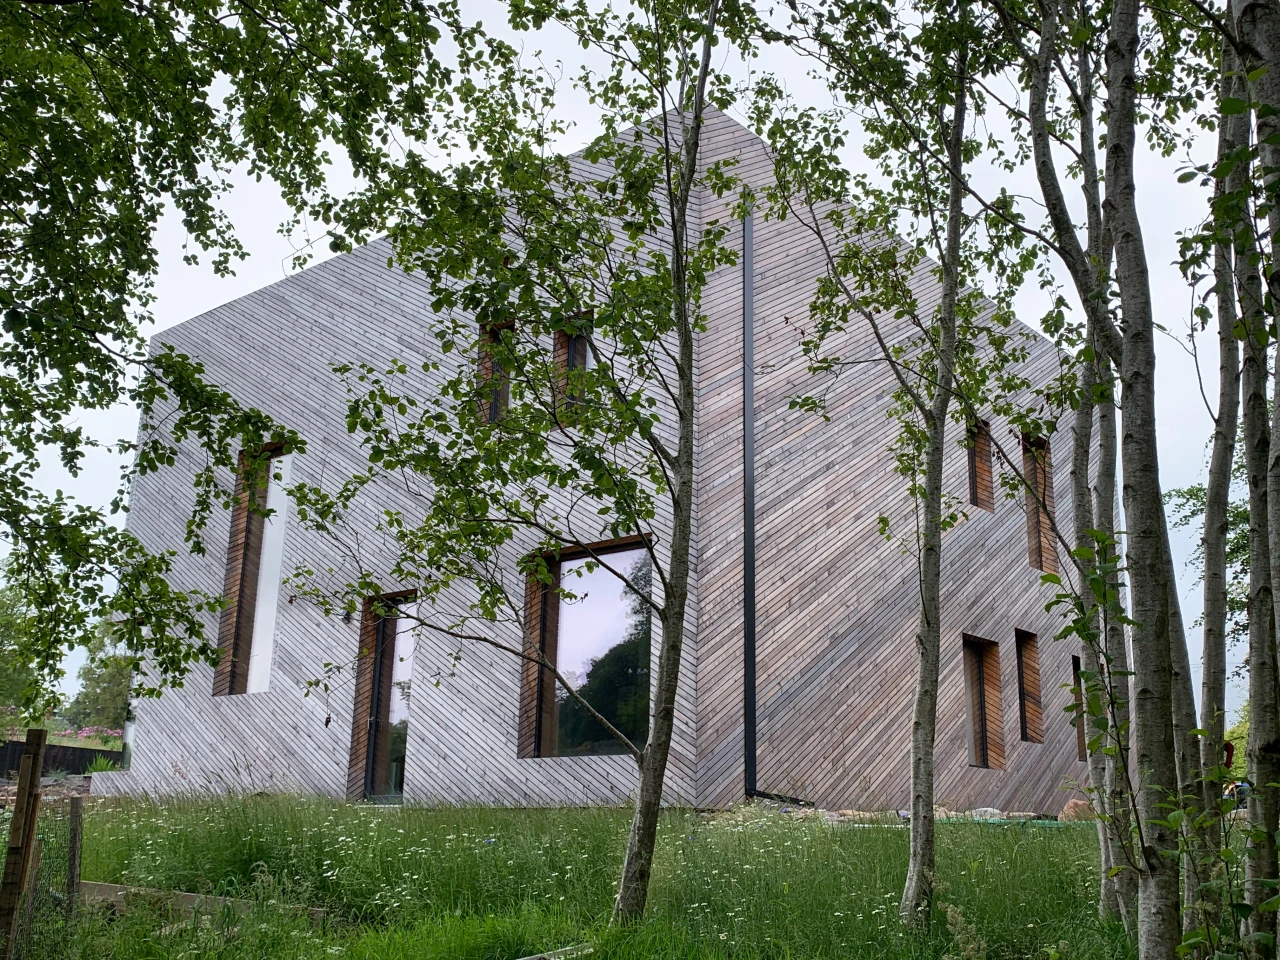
[0,740,121,779]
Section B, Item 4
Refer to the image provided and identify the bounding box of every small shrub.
[85,755,118,774]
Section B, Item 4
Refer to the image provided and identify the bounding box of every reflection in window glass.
[552,548,651,756]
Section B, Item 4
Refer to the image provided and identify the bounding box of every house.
[93,110,1088,813]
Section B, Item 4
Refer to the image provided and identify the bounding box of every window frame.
[345,590,417,799]
[1014,630,1044,743]
[478,317,515,423]
[517,534,652,759]
[552,313,593,412]
[212,443,285,697]
[1071,654,1088,761]
[966,420,995,512]
[962,634,1005,770]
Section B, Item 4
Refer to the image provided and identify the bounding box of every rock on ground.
[1059,798,1094,821]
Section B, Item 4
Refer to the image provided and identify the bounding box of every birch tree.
[1102,0,1190,945]
[1195,20,1243,865]
[984,0,1139,921]
[1176,0,1280,942]
[290,0,738,923]
[748,0,1065,927]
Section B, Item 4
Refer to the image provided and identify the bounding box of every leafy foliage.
[1167,472,1250,653]
[0,584,36,713]
[62,625,132,731]
[1,0,476,714]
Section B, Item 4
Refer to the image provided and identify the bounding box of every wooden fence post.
[0,729,46,960]
[17,841,40,932]
[65,797,82,922]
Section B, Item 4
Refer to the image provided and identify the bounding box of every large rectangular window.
[346,593,416,800]
[962,635,1005,769]
[1015,630,1043,743]
[518,539,652,758]
[967,420,995,512]
[1072,654,1088,761]
[213,448,291,697]
[1022,434,1058,573]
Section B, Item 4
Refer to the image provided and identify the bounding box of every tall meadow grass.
[61,795,1131,960]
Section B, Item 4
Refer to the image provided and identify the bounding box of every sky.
[41,6,1232,715]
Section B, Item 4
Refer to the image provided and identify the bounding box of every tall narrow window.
[478,318,514,423]
[962,635,1005,769]
[553,316,593,412]
[518,539,652,758]
[213,447,290,697]
[967,420,995,512]
[1072,654,1088,761]
[346,593,416,800]
[1015,630,1043,743]
[1022,434,1058,573]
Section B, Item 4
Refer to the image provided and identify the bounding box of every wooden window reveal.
[478,318,514,423]
[1015,630,1043,743]
[346,591,416,799]
[1022,434,1058,574]
[517,564,561,760]
[212,445,281,697]
[967,420,995,512]
[962,635,1005,770]
[1072,654,1088,761]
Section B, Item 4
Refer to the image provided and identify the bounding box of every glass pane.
[387,618,414,795]
[553,548,651,757]
[369,615,414,799]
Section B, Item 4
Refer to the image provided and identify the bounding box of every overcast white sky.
[44,8,1233,714]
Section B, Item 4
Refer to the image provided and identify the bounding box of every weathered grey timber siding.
[689,110,1085,813]
[95,231,695,806]
[98,110,1085,814]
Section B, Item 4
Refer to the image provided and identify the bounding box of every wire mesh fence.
[10,797,77,960]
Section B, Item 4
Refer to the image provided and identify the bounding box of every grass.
[27,795,1132,959]
[5,726,123,752]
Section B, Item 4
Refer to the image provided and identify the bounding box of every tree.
[2,0,472,716]
[1167,471,1250,660]
[63,627,132,732]
[747,0,1065,927]
[1195,17,1243,874]
[0,587,36,717]
[988,0,1139,920]
[290,0,741,922]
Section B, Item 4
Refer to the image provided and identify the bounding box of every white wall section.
[245,454,292,694]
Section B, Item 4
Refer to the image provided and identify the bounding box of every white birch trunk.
[898,44,967,930]
[1105,0,1183,950]
[612,0,719,922]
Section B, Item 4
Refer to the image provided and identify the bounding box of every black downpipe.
[743,210,758,798]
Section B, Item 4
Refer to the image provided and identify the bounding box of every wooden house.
[94,111,1088,814]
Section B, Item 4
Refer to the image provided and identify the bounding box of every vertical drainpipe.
[743,209,758,797]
